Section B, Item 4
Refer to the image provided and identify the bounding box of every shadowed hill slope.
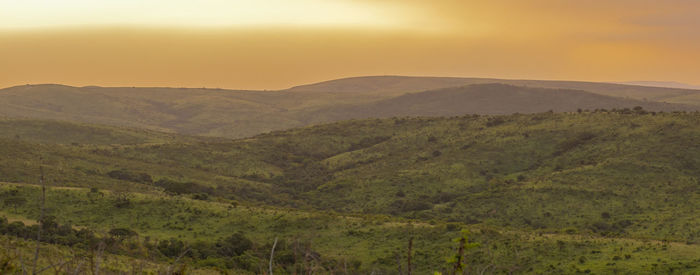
[297,84,698,123]
[619,81,700,90]
[286,75,700,103]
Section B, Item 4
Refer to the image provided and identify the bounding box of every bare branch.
[269,237,278,275]
[32,164,47,274]
[407,237,413,275]
[35,258,71,274]
[72,259,85,275]
[166,246,191,275]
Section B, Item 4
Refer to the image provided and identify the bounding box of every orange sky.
[1,0,699,90]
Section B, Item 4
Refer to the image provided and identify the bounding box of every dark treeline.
[0,215,366,273]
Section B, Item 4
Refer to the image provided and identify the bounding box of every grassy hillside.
[0,112,699,273]
[0,234,192,274]
[0,118,205,145]
[3,77,700,138]
[1,182,697,274]
[100,110,700,240]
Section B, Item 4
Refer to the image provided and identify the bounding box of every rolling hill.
[287,75,700,103]
[298,84,697,123]
[0,112,698,273]
[619,81,700,90]
[3,77,700,138]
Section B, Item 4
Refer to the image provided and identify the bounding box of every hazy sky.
[1,0,699,89]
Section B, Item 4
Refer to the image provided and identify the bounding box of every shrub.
[107,169,152,183]
[192,193,209,201]
[390,199,433,212]
[155,178,214,195]
[216,232,253,257]
[109,228,137,240]
[113,191,132,208]
[446,223,460,231]
[486,117,506,127]
[554,132,596,155]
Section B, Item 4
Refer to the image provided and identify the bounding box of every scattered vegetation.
[0,109,699,273]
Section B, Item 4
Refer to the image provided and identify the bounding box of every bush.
[113,191,132,208]
[109,228,137,240]
[555,132,596,155]
[158,238,187,257]
[390,199,433,212]
[155,178,214,195]
[486,117,506,127]
[192,193,209,201]
[446,223,461,231]
[216,232,253,257]
[107,169,152,183]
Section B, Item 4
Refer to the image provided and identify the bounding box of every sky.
[1,0,699,90]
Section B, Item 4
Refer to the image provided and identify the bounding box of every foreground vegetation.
[0,110,699,273]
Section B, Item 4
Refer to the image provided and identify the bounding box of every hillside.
[0,118,205,145]
[0,83,409,138]
[298,84,696,122]
[99,111,699,243]
[620,81,700,90]
[0,112,698,273]
[3,77,700,138]
[288,75,700,103]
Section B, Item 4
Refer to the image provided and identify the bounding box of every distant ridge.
[618,81,700,90]
[298,83,697,123]
[286,75,700,103]
[2,76,700,138]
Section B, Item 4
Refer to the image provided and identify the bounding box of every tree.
[449,230,479,275]
[108,228,137,241]
[39,215,59,232]
[3,197,27,213]
[113,191,132,208]
[191,193,209,201]
[217,232,253,257]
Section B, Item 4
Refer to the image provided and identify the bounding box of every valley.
[1,109,698,273]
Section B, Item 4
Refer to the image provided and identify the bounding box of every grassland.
[0,110,699,273]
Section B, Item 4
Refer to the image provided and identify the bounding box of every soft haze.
[1,0,699,89]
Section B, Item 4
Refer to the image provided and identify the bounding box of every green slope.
[1,182,697,274]
[105,111,699,239]
[0,112,699,273]
[0,118,205,145]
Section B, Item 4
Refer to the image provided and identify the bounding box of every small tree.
[448,230,479,275]
[217,232,253,257]
[3,197,27,213]
[191,193,209,201]
[109,228,137,241]
[113,191,132,208]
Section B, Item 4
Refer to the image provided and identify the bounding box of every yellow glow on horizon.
[0,0,408,29]
[1,0,699,89]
